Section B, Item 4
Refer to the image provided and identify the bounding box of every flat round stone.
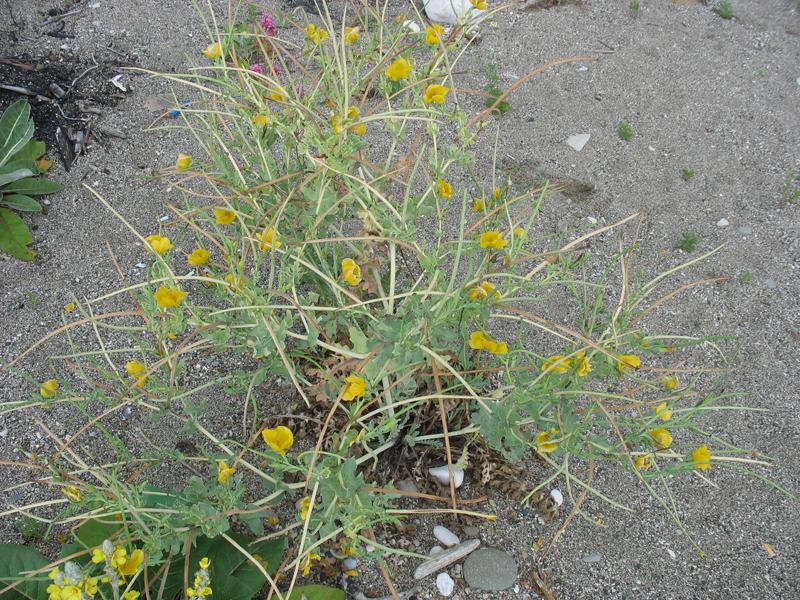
[463,547,517,591]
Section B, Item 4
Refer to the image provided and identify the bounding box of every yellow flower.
[145,234,172,255]
[270,89,286,102]
[199,557,211,569]
[123,593,140,600]
[536,431,558,453]
[187,248,210,266]
[423,83,449,104]
[616,354,641,372]
[479,230,508,249]
[154,286,186,309]
[252,113,268,127]
[61,486,82,502]
[385,57,412,81]
[176,153,192,171]
[214,208,236,225]
[513,226,527,241]
[261,425,294,455]
[259,227,281,251]
[472,198,485,212]
[346,106,366,136]
[110,547,127,569]
[469,331,508,355]
[344,26,360,44]
[345,569,358,577]
[84,577,99,595]
[492,187,501,201]
[125,360,148,387]
[118,549,144,576]
[425,23,444,45]
[299,496,313,520]
[330,114,343,134]
[91,548,106,564]
[60,586,82,600]
[470,0,487,9]
[306,23,328,44]
[691,444,712,471]
[662,375,679,390]
[47,584,61,600]
[64,302,76,312]
[653,402,672,421]
[40,379,59,398]
[634,455,653,471]
[202,42,222,59]
[341,258,362,286]
[542,355,571,374]
[574,352,592,377]
[342,374,366,401]
[224,273,248,292]
[649,428,673,450]
[468,281,500,301]
[437,179,453,199]
[48,568,59,580]
[300,552,321,576]
[217,460,235,483]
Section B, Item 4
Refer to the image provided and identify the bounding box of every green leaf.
[0,207,35,260]
[286,585,345,600]
[3,177,62,196]
[159,534,286,600]
[0,168,34,188]
[0,100,34,168]
[59,518,122,560]
[1,194,41,213]
[0,544,49,600]
[8,140,46,162]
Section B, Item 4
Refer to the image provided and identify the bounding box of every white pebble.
[565,133,591,152]
[434,525,460,547]
[429,465,464,488]
[667,549,676,560]
[402,20,421,33]
[424,0,483,24]
[436,572,455,596]
[717,218,730,227]
[430,545,445,556]
[550,489,564,507]
[343,557,358,570]
[587,216,598,225]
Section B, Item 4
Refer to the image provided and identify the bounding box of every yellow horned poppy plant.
[252,113,268,127]
[187,248,210,266]
[145,235,172,255]
[342,375,366,401]
[202,42,221,59]
[536,431,558,453]
[423,83,449,104]
[39,379,59,398]
[385,57,412,81]
[175,153,192,171]
[437,179,453,198]
[650,428,673,449]
[542,355,571,374]
[305,23,328,44]
[214,208,236,225]
[691,444,712,470]
[342,258,362,286]
[469,331,508,355]
[616,354,641,372]
[217,460,235,483]
[468,281,500,301]
[425,24,444,45]
[262,425,294,455]
[154,286,186,309]
[259,227,281,250]
[344,26,360,44]
[479,230,508,249]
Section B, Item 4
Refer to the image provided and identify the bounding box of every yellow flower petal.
[252,113,269,127]
[649,428,672,449]
[145,235,173,255]
[214,208,236,225]
[39,379,59,398]
[202,42,222,59]
[653,402,672,421]
[341,258,362,286]
[385,57,412,81]
[199,557,211,569]
[469,331,508,355]
[176,153,192,171]
[217,460,235,483]
[261,425,294,455]
[536,431,558,453]
[423,83,449,104]
[259,227,281,251]
[691,444,712,470]
[425,24,444,46]
[344,26,360,45]
[154,286,186,309]
[342,374,366,401]
[436,179,453,199]
[662,375,679,390]
[574,352,592,377]
[634,455,652,471]
[542,355,571,374]
[479,230,508,249]
[616,354,641,372]
[187,248,210,266]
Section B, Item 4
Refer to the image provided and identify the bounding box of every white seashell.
[436,572,455,596]
[550,489,564,507]
[433,525,460,547]
[430,545,445,556]
[402,20,421,33]
[414,539,480,579]
[429,465,465,488]
[423,0,484,25]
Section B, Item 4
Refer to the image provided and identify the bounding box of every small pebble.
[429,465,465,488]
[430,545,445,556]
[667,549,676,559]
[436,572,455,597]
[463,548,517,591]
[587,216,598,225]
[550,489,564,507]
[462,526,480,538]
[717,218,730,227]
[343,557,358,570]
[738,226,753,235]
[396,479,419,494]
[766,279,777,289]
[581,552,603,563]
[434,525,460,547]
[566,133,591,152]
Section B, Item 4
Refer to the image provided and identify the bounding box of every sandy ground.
[1,0,799,598]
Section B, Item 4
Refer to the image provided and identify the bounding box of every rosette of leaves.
[0,99,63,260]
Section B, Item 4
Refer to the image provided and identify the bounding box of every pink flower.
[260,13,277,36]
[270,63,282,77]
[250,63,264,74]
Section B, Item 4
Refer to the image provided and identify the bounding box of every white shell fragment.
[436,572,456,596]
[566,133,591,152]
[423,0,484,25]
[429,465,465,488]
[402,20,421,33]
[550,489,564,507]
[434,525,460,547]
[414,539,481,580]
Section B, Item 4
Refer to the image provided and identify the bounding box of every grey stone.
[738,226,753,235]
[766,279,777,289]
[566,133,591,152]
[463,548,517,591]
[462,526,480,538]
[396,479,418,494]
[581,551,603,563]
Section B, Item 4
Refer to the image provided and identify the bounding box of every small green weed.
[630,0,641,14]
[681,168,695,181]
[15,515,45,543]
[618,121,634,141]
[483,63,511,116]
[24,291,40,306]
[781,168,800,204]
[715,0,734,19]
[678,230,698,252]
[739,271,754,284]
